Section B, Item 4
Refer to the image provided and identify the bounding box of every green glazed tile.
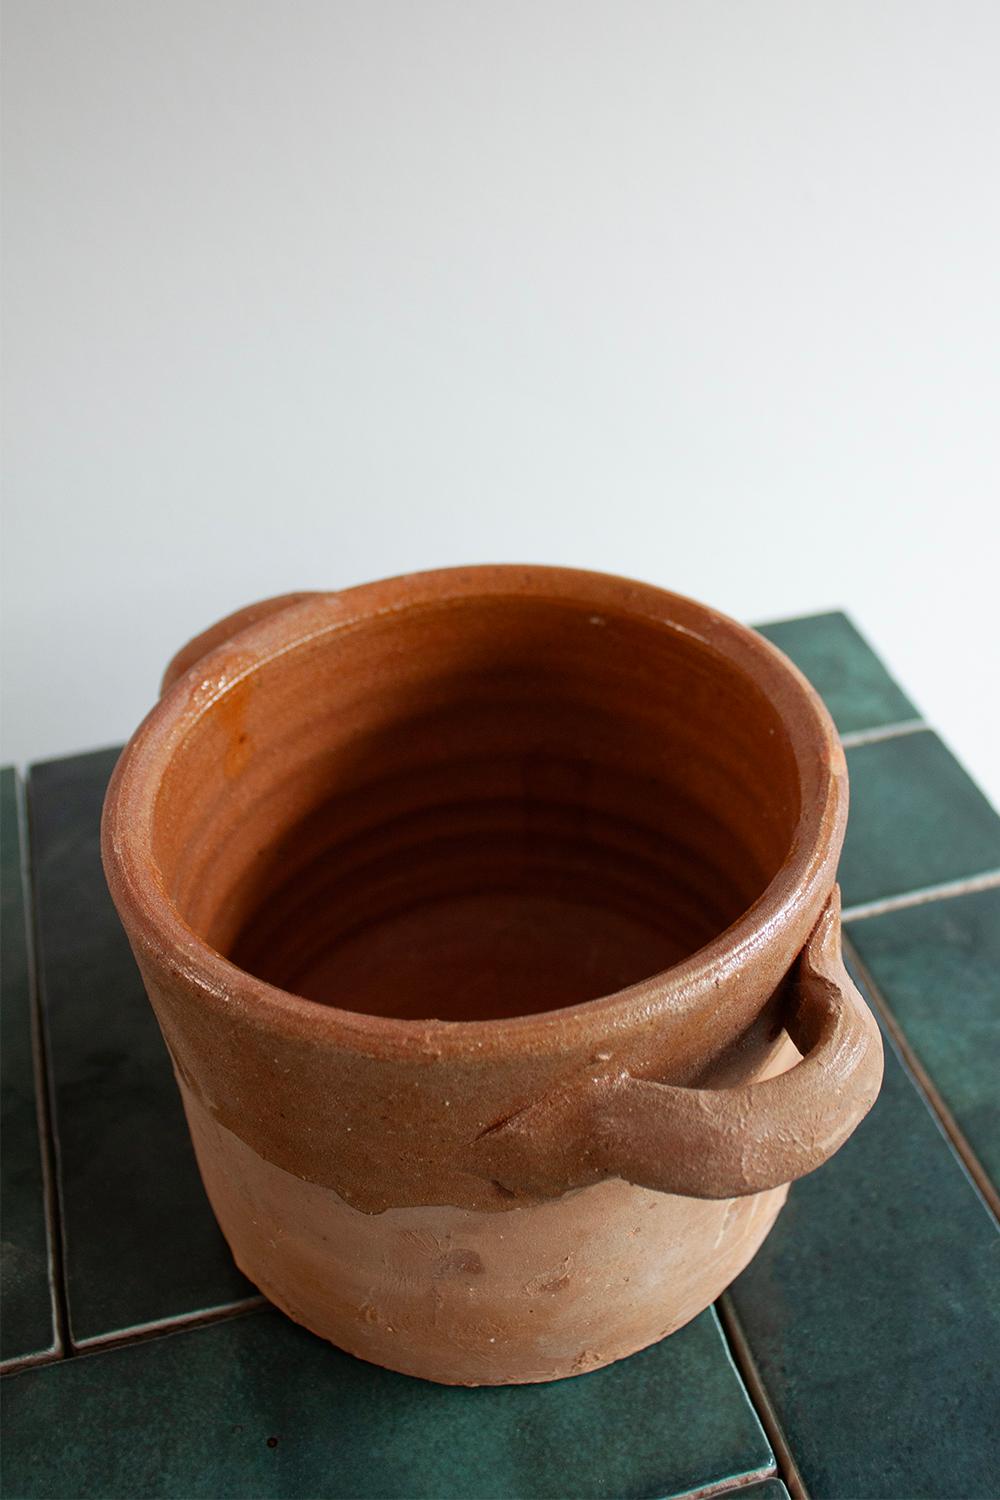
[0,769,58,1368]
[1,1306,772,1500]
[726,961,1000,1500]
[754,611,918,735]
[27,749,251,1345]
[847,888,1000,1192]
[839,731,1000,910]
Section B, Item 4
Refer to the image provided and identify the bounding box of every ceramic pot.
[102,566,883,1386]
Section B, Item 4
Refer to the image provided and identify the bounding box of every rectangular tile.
[839,730,1000,910]
[726,960,1000,1500]
[847,888,1000,1194]
[28,748,252,1346]
[1,1305,772,1500]
[0,768,59,1368]
[754,611,919,735]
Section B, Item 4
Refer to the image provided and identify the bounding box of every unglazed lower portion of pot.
[180,1078,789,1386]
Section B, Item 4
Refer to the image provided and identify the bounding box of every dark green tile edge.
[0,1305,773,1500]
[727,960,1000,1500]
[754,611,919,735]
[720,1483,789,1500]
[839,730,1000,910]
[848,888,1000,1200]
[28,748,252,1346]
[0,768,59,1369]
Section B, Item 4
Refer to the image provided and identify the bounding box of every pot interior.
[153,594,801,1021]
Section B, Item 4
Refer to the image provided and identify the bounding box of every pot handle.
[160,593,320,696]
[474,890,883,1200]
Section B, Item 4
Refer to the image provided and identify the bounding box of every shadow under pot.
[102,565,883,1386]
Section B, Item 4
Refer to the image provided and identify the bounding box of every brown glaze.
[101,566,883,1384]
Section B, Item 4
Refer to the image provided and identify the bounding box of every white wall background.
[3,0,998,804]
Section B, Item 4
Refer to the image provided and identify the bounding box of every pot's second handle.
[160,593,319,696]
[474,890,883,1201]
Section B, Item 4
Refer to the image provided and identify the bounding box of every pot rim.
[101,564,847,1060]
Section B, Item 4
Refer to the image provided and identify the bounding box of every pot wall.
[178,1064,793,1385]
[131,933,804,1216]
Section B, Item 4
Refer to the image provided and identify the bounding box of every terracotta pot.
[102,566,883,1386]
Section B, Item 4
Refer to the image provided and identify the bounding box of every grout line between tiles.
[70,1294,270,1356]
[0,1297,272,1377]
[669,1462,778,1500]
[0,1348,65,1379]
[17,772,66,1364]
[842,868,1000,924]
[838,718,926,748]
[716,1296,809,1500]
[843,935,1000,1225]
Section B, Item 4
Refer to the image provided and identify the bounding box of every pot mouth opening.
[105,568,842,1037]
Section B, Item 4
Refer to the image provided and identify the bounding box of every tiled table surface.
[2,611,998,1500]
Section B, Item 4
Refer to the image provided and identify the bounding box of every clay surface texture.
[102,566,882,1384]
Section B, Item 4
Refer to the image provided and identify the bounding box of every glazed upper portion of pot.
[102,566,847,1058]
